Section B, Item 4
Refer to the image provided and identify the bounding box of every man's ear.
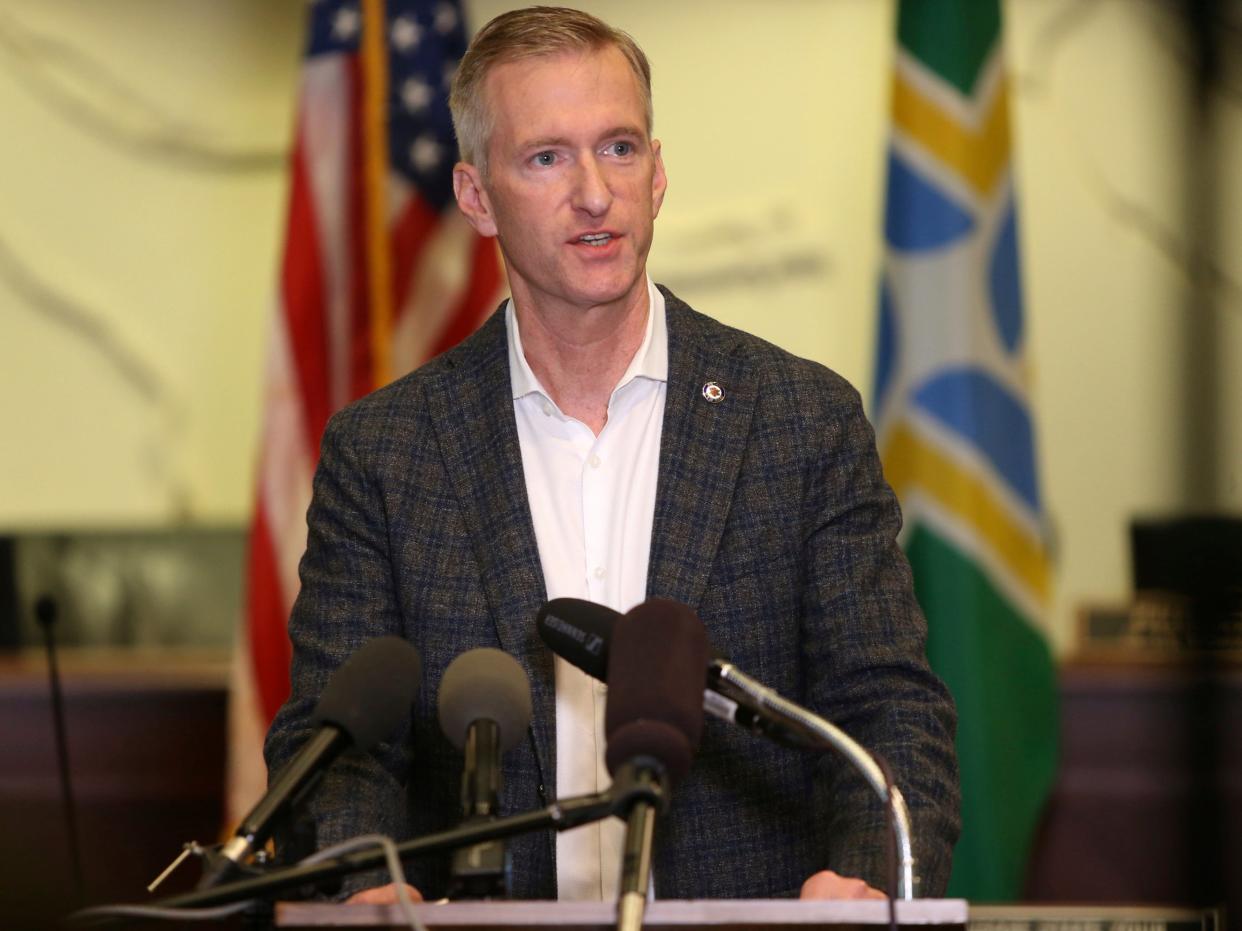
[452,162,498,237]
[650,139,668,219]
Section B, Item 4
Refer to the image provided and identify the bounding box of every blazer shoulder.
[325,305,508,434]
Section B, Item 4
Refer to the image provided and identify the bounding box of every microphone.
[605,599,707,931]
[540,598,919,899]
[437,648,532,899]
[200,636,421,890]
[536,597,613,674]
[537,598,817,748]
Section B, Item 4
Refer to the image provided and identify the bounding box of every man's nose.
[571,157,613,216]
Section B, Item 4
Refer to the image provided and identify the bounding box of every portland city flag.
[872,0,1058,900]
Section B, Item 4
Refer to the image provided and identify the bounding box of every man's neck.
[513,285,650,435]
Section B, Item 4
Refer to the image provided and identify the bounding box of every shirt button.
[588,454,601,468]
[593,566,606,580]
[541,401,553,417]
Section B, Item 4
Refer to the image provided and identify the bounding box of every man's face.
[455,46,667,316]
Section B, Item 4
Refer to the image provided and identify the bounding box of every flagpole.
[361,0,393,389]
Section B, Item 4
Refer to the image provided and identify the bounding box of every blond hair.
[449,6,652,175]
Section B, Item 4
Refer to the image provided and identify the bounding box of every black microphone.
[200,636,421,889]
[605,599,707,931]
[537,597,817,748]
[536,598,614,675]
[437,648,532,899]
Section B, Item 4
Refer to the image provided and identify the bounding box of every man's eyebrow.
[518,127,646,151]
[520,135,572,150]
[599,125,645,139]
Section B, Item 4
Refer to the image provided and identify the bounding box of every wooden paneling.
[0,651,229,929]
[1027,662,1241,913]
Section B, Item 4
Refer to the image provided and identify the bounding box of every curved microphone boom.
[438,648,532,899]
[200,636,422,890]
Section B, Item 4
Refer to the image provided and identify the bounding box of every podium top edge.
[276,898,970,928]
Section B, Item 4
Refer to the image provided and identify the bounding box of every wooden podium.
[275,898,969,929]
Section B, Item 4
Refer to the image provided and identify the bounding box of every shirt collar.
[507,277,668,402]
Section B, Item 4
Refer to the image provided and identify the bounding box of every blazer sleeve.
[262,406,412,896]
[799,381,961,896]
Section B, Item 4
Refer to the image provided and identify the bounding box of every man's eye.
[606,142,633,157]
[532,151,556,167]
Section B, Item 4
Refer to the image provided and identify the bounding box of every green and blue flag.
[873,0,1059,901]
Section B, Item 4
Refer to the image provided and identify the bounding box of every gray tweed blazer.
[264,287,960,900]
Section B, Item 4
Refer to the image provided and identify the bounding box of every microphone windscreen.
[536,598,619,680]
[438,648,533,753]
[604,599,708,785]
[312,636,422,751]
[606,719,694,786]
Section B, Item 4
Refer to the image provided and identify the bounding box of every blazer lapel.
[421,312,556,788]
[648,294,758,612]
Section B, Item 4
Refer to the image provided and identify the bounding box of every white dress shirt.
[507,278,668,900]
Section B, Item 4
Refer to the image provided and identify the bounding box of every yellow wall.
[1,0,1238,652]
[0,0,302,525]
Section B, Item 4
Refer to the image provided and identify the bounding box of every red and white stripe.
[227,50,504,822]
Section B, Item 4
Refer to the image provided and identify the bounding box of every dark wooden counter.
[0,650,230,929]
[1026,661,1241,913]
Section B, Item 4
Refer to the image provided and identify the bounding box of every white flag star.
[391,15,422,52]
[434,3,459,34]
[410,134,443,172]
[401,77,434,113]
[332,6,360,40]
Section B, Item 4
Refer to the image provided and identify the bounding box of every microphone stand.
[615,762,663,931]
[130,767,666,914]
[36,595,85,909]
[448,718,507,898]
[198,727,343,890]
[709,661,917,900]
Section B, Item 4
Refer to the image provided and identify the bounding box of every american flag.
[228,0,504,819]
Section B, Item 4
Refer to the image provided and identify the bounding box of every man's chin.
[565,273,647,311]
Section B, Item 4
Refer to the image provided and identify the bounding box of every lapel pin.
[701,381,725,403]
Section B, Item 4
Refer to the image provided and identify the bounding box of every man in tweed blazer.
[264,6,959,903]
